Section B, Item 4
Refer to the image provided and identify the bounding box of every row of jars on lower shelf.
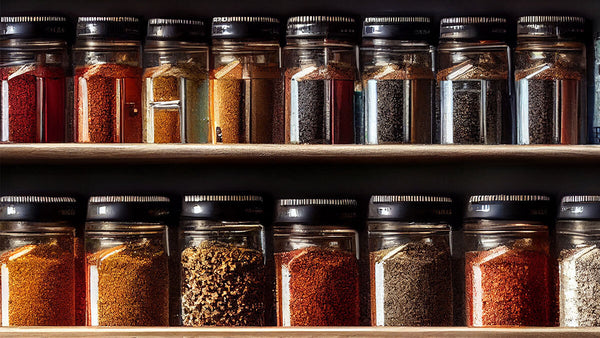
[0,193,597,327]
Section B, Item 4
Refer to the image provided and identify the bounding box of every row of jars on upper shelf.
[0,194,597,327]
[0,15,594,144]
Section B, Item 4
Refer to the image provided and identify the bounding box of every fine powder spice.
[181,241,264,326]
[558,245,600,326]
[143,63,209,143]
[0,239,75,326]
[465,243,552,327]
[370,240,452,326]
[87,239,169,326]
[0,65,66,143]
[285,65,355,144]
[275,246,360,326]
[75,64,142,143]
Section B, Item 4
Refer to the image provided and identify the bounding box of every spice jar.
[284,16,357,144]
[274,198,360,326]
[74,17,142,143]
[556,195,600,327]
[436,17,511,144]
[179,195,265,326]
[143,19,209,143]
[515,16,586,145]
[85,196,170,326]
[0,196,77,326]
[0,16,70,143]
[210,17,282,144]
[359,17,435,144]
[368,195,453,326]
[464,195,553,327]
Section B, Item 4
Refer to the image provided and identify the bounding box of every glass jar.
[359,17,435,144]
[210,17,282,144]
[179,195,265,326]
[556,196,600,327]
[593,34,600,144]
[284,16,357,144]
[85,196,170,326]
[0,196,77,326]
[464,195,553,327]
[73,17,142,143]
[274,198,360,326]
[0,16,70,143]
[143,19,209,143]
[436,17,511,144]
[515,16,586,145]
[368,195,453,326]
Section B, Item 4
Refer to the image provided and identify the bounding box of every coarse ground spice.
[86,238,168,326]
[275,246,359,326]
[74,237,85,326]
[465,244,552,327]
[0,239,74,326]
[75,63,142,143]
[370,240,452,326]
[181,240,264,326]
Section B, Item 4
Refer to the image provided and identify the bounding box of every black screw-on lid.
[286,16,357,40]
[0,16,69,40]
[181,195,264,222]
[147,18,207,42]
[440,17,507,41]
[465,194,552,222]
[517,16,585,41]
[0,196,77,222]
[211,16,280,40]
[362,17,432,41]
[369,195,452,222]
[86,196,170,222]
[275,198,358,226]
[76,17,141,40]
[558,196,600,220]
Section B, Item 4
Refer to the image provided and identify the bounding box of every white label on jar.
[282,265,291,326]
[89,264,99,326]
[1,263,8,326]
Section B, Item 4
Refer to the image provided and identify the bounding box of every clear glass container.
[210,17,282,144]
[0,16,70,143]
[143,19,209,143]
[73,17,142,143]
[273,198,360,326]
[464,195,553,327]
[283,16,357,144]
[359,17,435,144]
[368,195,453,326]
[436,17,511,144]
[0,196,77,326]
[85,196,170,326]
[515,16,586,145]
[179,195,265,326]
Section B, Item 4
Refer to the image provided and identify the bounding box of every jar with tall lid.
[368,195,453,326]
[359,17,435,144]
[143,19,209,143]
[283,16,358,144]
[515,16,586,145]
[0,16,70,143]
[73,17,142,143]
[0,196,77,326]
[210,17,282,144]
[274,198,360,326]
[464,195,553,327]
[179,195,266,326]
[85,195,170,326]
[436,17,511,144]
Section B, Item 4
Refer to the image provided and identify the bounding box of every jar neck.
[464,219,548,233]
[212,39,279,48]
[74,39,141,50]
[0,221,74,233]
[0,39,67,50]
[144,40,208,51]
[285,37,355,48]
[361,38,431,49]
[438,40,508,51]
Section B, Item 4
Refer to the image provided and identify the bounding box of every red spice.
[465,246,552,327]
[275,246,360,326]
[74,64,142,143]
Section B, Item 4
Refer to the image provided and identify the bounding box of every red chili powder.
[275,246,360,326]
[465,246,552,327]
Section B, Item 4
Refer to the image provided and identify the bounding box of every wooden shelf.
[1,144,600,165]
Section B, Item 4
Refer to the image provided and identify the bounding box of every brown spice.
[74,237,86,326]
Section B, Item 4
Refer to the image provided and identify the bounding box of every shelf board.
[1,144,600,165]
